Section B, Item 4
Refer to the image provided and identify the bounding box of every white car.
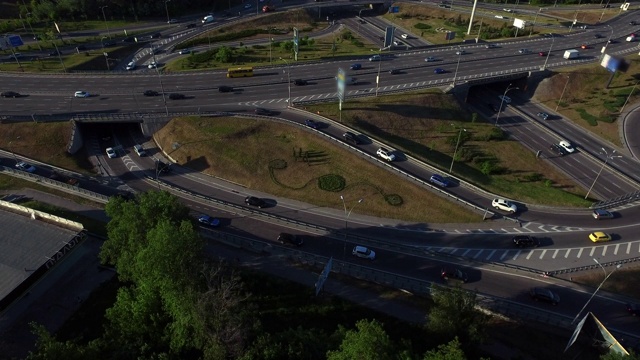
[148,62,158,69]
[401,33,409,39]
[455,49,466,55]
[368,55,380,62]
[106,147,117,158]
[425,56,436,62]
[126,61,136,70]
[352,246,376,260]
[492,198,518,213]
[179,49,192,55]
[558,140,575,153]
[376,148,396,162]
[393,41,400,46]
[498,95,512,104]
[74,91,89,98]
[244,3,251,8]
[15,161,36,173]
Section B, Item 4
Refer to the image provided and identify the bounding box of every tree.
[216,46,233,63]
[426,285,489,350]
[26,323,102,360]
[326,319,395,360]
[423,337,467,360]
[601,350,640,360]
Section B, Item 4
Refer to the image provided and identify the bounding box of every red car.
[538,51,547,56]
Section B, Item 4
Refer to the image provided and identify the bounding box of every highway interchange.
[2,0,640,344]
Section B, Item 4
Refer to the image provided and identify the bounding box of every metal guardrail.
[591,190,640,209]
[0,166,109,204]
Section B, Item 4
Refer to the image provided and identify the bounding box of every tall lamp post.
[151,47,169,116]
[541,34,555,70]
[600,25,614,60]
[571,259,621,324]
[340,195,363,259]
[164,0,171,24]
[279,57,291,107]
[495,84,518,126]
[529,8,543,37]
[100,6,111,40]
[452,46,462,85]
[556,74,570,111]
[449,125,466,173]
[25,12,41,51]
[584,148,622,199]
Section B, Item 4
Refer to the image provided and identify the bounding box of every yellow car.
[589,232,612,243]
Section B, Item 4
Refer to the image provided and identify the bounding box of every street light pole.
[280,57,291,107]
[449,125,466,173]
[25,13,41,51]
[340,195,363,259]
[452,46,462,85]
[495,84,518,126]
[529,8,542,37]
[556,74,570,111]
[164,0,171,24]
[571,259,621,324]
[541,34,555,70]
[584,148,622,200]
[619,80,639,113]
[601,25,614,60]
[100,6,111,40]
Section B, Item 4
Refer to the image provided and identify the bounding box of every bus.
[227,67,253,78]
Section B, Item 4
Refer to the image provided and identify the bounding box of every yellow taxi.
[589,232,612,243]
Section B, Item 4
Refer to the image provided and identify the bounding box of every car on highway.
[433,68,446,74]
[49,50,61,56]
[376,148,395,162]
[485,43,497,49]
[343,131,360,145]
[156,160,171,173]
[243,3,251,8]
[143,90,159,96]
[277,233,303,246]
[592,209,614,220]
[549,144,566,156]
[167,18,178,24]
[594,33,603,38]
[393,40,401,46]
[441,267,468,283]
[368,55,380,62]
[254,108,274,116]
[538,51,547,56]
[15,161,36,173]
[126,61,136,70]
[218,86,233,93]
[198,215,220,227]
[352,245,375,260]
[169,93,185,100]
[1,91,21,98]
[518,48,530,54]
[455,49,466,55]
[148,62,158,69]
[350,63,362,70]
[558,140,575,153]
[536,112,549,120]
[492,198,517,213]
[133,144,147,157]
[75,45,87,51]
[151,32,162,39]
[589,231,611,243]
[487,103,499,112]
[293,79,308,86]
[630,21,638,26]
[626,303,640,316]
[530,287,560,305]
[581,44,589,49]
[304,119,319,129]
[429,174,449,188]
[105,147,117,158]
[389,68,400,75]
[498,95,512,104]
[513,235,539,247]
[178,48,192,55]
[74,91,90,98]
[401,33,409,39]
[245,196,267,208]
[425,56,436,62]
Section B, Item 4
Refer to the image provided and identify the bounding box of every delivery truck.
[563,49,579,59]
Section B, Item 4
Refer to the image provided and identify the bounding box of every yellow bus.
[227,67,253,78]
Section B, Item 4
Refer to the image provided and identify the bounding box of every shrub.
[414,23,432,30]
[384,194,403,206]
[317,174,346,192]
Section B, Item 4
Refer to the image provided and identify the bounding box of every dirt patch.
[154,116,481,223]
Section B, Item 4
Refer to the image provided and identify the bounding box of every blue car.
[304,119,319,129]
[350,63,362,70]
[434,68,446,74]
[198,215,220,227]
[429,174,450,187]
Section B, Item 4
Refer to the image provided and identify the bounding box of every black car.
[218,86,233,93]
[549,144,566,156]
[151,32,162,39]
[388,68,400,75]
[626,303,640,316]
[1,91,21,98]
[245,196,267,208]
[143,90,159,96]
[530,287,560,305]
[185,23,197,28]
[343,131,360,145]
[513,235,539,247]
[441,267,468,283]
[487,103,499,112]
[169,93,185,100]
[277,233,303,246]
[293,79,308,86]
[49,50,61,56]
[156,160,171,173]
[103,41,115,47]
[594,34,603,39]
[304,119,319,129]
[254,108,274,116]
[121,37,135,43]
[630,21,637,26]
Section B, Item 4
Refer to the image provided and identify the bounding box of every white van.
[126,61,136,70]
[202,15,214,24]
[133,144,146,156]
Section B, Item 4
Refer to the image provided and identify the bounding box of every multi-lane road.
[2,0,640,343]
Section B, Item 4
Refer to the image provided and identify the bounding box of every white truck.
[563,49,579,59]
